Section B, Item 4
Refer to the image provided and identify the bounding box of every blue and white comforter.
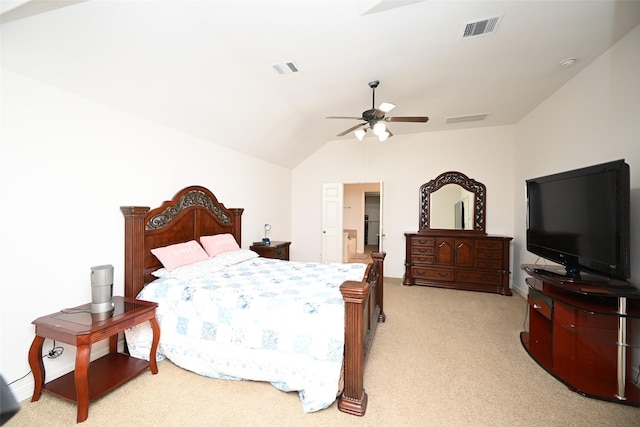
[125,249,368,412]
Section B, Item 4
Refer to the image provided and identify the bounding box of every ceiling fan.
[326,80,429,141]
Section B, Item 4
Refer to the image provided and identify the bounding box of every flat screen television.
[526,159,630,281]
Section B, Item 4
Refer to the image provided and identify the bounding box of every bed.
[120,185,385,416]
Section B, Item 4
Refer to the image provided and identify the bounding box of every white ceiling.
[2,1,640,168]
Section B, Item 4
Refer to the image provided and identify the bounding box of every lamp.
[263,224,271,245]
[354,123,391,142]
[373,122,386,136]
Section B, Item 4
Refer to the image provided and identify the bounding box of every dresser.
[404,171,513,296]
[404,232,512,295]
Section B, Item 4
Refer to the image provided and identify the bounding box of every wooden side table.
[250,241,291,260]
[28,296,160,423]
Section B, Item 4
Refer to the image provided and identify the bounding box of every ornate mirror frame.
[419,171,486,235]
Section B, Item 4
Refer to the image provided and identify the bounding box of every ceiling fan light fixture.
[354,128,366,141]
[378,131,390,142]
[378,102,396,113]
[373,122,386,136]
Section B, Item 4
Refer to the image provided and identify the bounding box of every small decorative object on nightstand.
[250,241,291,261]
[262,223,272,245]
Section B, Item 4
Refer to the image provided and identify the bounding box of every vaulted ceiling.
[2,1,640,168]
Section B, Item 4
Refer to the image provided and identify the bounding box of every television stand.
[520,264,640,407]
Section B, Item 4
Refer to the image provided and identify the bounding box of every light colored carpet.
[7,278,639,426]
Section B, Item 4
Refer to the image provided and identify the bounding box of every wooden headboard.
[120,186,244,299]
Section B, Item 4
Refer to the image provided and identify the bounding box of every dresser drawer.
[411,267,453,281]
[476,259,502,270]
[475,240,503,251]
[411,245,434,256]
[455,270,502,285]
[476,249,502,260]
[272,247,288,259]
[410,236,435,247]
[411,255,434,264]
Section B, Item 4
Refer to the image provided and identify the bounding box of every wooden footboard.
[338,252,386,416]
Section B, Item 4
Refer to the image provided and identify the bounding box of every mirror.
[419,171,486,234]
[429,185,475,230]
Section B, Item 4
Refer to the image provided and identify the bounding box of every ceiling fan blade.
[385,116,429,123]
[378,102,396,113]
[326,116,364,120]
[337,122,366,137]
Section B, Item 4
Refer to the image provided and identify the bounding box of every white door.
[321,183,343,263]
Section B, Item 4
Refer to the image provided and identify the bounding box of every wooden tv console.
[520,264,640,407]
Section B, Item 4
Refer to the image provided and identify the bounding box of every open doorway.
[342,182,382,263]
[364,192,380,253]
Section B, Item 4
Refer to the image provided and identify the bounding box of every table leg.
[149,317,161,374]
[28,336,45,401]
[74,341,91,423]
[109,334,118,353]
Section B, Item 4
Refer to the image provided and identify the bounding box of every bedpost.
[371,252,386,322]
[338,279,370,416]
[120,206,150,299]
[230,208,244,245]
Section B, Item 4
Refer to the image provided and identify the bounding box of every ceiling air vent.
[445,113,489,124]
[273,61,300,74]
[462,15,502,39]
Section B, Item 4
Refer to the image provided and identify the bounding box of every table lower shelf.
[43,353,151,403]
[520,331,640,407]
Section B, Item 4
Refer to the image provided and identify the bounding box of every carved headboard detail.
[121,186,244,298]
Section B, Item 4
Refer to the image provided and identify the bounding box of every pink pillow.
[200,233,240,257]
[150,240,209,271]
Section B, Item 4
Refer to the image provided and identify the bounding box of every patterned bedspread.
[125,249,368,412]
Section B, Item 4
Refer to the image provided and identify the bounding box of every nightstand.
[250,241,291,260]
[28,296,160,423]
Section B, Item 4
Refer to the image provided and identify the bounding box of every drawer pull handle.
[438,272,448,277]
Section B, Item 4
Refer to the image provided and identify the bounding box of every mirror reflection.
[429,184,474,230]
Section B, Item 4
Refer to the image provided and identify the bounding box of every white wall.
[511,24,640,295]
[511,22,640,385]
[0,70,292,400]
[292,125,517,278]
